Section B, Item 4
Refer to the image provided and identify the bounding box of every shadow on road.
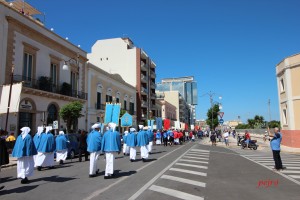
[149,151,166,155]
[0,185,39,195]
[114,170,137,178]
[30,175,77,183]
[0,176,18,183]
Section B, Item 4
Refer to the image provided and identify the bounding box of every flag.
[164,119,170,130]
[104,103,113,124]
[156,117,162,130]
[111,103,121,125]
[121,112,133,127]
[147,119,155,130]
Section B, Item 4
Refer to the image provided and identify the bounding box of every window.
[282,108,287,125]
[71,72,78,91]
[50,63,57,86]
[124,100,127,110]
[23,52,33,82]
[280,79,285,92]
[47,104,58,125]
[97,92,101,109]
[116,98,120,103]
[97,117,100,122]
[129,102,134,115]
[106,95,112,103]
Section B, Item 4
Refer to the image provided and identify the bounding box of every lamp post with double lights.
[201,91,222,131]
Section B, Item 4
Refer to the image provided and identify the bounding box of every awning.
[0,82,22,114]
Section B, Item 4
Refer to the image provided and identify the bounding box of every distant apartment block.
[87,38,156,125]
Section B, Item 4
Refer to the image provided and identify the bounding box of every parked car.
[55,133,80,159]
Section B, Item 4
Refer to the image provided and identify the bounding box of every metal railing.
[13,75,87,100]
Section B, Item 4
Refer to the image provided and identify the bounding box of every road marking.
[175,163,208,169]
[169,168,207,176]
[241,155,300,186]
[180,159,209,164]
[261,163,300,166]
[186,153,210,157]
[161,175,206,187]
[84,144,188,200]
[127,145,198,200]
[281,167,300,170]
[184,156,209,160]
[281,170,300,174]
[149,185,204,200]
[190,149,210,153]
[290,175,300,179]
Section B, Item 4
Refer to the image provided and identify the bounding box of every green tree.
[267,120,280,128]
[254,115,265,128]
[59,101,84,133]
[206,104,220,129]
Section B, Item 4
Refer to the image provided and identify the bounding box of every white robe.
[140,146,149,159]
[56,149,68,162]
[156,139,161,145]
[89,151,100,175]
[34,152,54,167]
[123,144,130,154]
[17,156,34,179]
[147,141,153,153]
[129,147,136,160]
[105,153,114,176]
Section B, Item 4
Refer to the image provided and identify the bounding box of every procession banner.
[120,112,133,127]
[156,117,162,130]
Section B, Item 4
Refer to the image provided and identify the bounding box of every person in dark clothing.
[0,130,9,190]
[78,130,89,162]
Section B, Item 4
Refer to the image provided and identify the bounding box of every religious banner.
[120,112,133,127]
[164,118,170,130]
[104,103,121,125]
[147,119,155,130]
[156,117,162,130]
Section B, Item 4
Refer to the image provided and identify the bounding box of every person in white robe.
[12,127,37,184]
[87,123,102,177]
[55,131,69,164]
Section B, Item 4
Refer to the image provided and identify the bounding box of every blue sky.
[25,0,300,122]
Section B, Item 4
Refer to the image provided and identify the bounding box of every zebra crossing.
[146,148,210,200]
[232,148,300,184]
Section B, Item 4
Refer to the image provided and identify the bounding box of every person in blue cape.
[55,131,69,165]
[35,128,55,171]
[101,122,121,179]
[86,123,102,178]
[33,127,44,166]
[12,127,37,184]
[146,127,154,154]
[122,130,129,156]
[126,127,137,162]
[155,130,162,145]
[137,125,149,162]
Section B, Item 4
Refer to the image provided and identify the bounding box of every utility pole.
[268,99,271,122]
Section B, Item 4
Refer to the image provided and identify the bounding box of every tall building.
[0,1,87,133]
[87,38,156,125]
[276,53,300,148]
[156,76,197,125]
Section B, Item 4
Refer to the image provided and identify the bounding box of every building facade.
[87,38,156,125]
[86,62,137,129]
[276,53,300,148]
[156,76,197,125]
[0,1,87,134]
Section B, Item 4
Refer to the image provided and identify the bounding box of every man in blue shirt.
[269,127,284,171]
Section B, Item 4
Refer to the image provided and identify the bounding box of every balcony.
[141,61,147,71]
[151,93,156,99]
[13,75,87,100]
[141,87,148,95]
[141,101,147,108]
[141,74,148,83]
[150,82,155,89]
[95,103,106,110]
[150,72,156,79]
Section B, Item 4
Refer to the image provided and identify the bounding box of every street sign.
[53,120,58,129]
[218,112,224,118]
[219,118,224,125]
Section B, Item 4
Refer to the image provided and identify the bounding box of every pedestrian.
[126,127,137,162]
[86,123,102,178]
[163,130,168,146]
[34,128,55,171]
[223,130,229,146]
[55,131,69,165]
[146,127,154,153]
[78,130,89,162]
[122,130,130,156]
[137,125,149,162]
[0,129,9,190]
[12,127,37,184]
[244,130,251,148]
[210,132,217,146]
[155,130,162,145]
[101,122,121,179]
[268,127,285,171]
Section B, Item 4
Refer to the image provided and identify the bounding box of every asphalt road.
[1,138,300,200]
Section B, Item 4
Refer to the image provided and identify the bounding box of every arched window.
[47,104,58,125]
[106,88,112,103]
